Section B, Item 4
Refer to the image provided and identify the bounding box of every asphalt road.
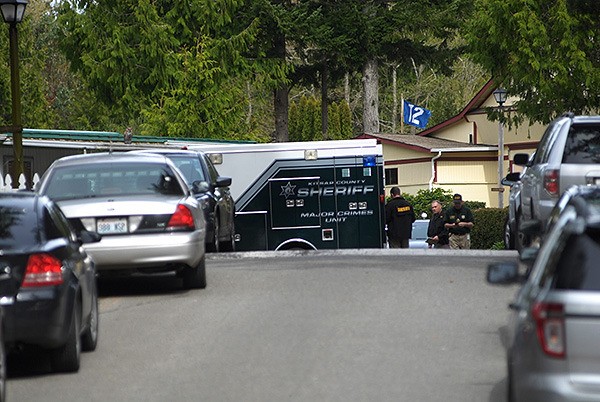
[8,249,519,402]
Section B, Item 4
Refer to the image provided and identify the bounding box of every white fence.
[0,173,40,191]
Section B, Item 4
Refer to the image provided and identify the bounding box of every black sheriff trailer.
[191,139,386,251]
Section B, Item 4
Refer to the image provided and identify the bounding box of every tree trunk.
[344,72,350,105]
[362,58,379,134]
[273,31,289,142]
[321,64,328,140]
[392,65,397,134]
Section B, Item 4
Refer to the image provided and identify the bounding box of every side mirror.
[487,262,520,284]
[80,230,102,244]
[215,176,232,187]
[502,172,522,186]
[192,180,211,194]
[513,153,530,166]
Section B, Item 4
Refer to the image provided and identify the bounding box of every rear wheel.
[219,219,236,252]
[503,216,514,250]
[206,217,220,253]
[50,298,81,373]
[183,256,207,289]
[81,291,99,352]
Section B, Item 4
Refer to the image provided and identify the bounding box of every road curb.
[206,249,519,260]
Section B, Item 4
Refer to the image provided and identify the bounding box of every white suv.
[513,113,600,243]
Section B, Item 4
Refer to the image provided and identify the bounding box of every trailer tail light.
[379,195,385,203]
[544,169,559,196]
[23,253,64,287]
[167,204,195,230]
[532,302,565,358]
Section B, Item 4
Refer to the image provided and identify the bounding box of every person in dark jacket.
[444,193,474,249]
[426,200,449,248]
[385,187,416,248]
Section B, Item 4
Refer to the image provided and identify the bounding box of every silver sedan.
[36,152,207,289]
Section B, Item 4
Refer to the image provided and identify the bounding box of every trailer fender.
[275,238,317,251]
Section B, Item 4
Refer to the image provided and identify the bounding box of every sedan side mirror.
[513,153,530,166]
[215,176,232,187]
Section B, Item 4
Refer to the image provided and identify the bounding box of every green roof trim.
[1,128,255,144]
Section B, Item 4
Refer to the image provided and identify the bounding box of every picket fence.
[0,173,40,192]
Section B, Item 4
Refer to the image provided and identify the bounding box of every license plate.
[96,218,128,234]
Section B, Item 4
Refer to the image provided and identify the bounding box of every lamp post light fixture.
[493,87,507,209]
[0,0,27,188]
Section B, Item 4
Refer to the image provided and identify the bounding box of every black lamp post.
[493,87,507,209]
[0,0,27,188]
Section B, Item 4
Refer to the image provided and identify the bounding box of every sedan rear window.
[562,124,600,164]
[0,205,39,248]
[44,163,185,200]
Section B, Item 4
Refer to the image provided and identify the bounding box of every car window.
[164,155,206,184]
[45,204,76,242]
[44,163,185,199]
[534,119,564,164]
[552,229,600,290]
[412,221,428,239]
[562,123,600,164]
[0,203,39,248]
[203,154,220,184]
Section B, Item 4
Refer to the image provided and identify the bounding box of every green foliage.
[289,96,353,141]
[467,0,600,124]
[470,207,507,250]
[401,188,454,218]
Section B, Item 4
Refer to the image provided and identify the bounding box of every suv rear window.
[562,124,600,164]
[553,230,600,290]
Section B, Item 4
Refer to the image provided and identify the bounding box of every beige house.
[358,79,547,208]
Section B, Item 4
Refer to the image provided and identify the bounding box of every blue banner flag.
[403,100,431,129]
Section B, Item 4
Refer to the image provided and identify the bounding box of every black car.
[130,149,236,252]
[0,192,101,373]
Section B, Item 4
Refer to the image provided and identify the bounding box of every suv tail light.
[544,169,560,196]
[167,204,195,230]
[532,302,565,358]
[23,253,64,287]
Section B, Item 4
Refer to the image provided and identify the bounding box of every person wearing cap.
[385,186,416,248]
[443,193,474,249]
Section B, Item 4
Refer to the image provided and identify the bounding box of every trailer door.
[334,155,383,248]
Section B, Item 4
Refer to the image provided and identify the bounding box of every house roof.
[417,78,496,137]
[356,132,495,153]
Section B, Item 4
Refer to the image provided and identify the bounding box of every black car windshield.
[0,204,38,248]
[164,155,206,185]
[44,163,185,200]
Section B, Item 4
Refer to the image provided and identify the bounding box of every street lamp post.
[493,87,507,209]
[0,0,27,188]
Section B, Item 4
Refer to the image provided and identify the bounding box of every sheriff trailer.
[190,139,386,251]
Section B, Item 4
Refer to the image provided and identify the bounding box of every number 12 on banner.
[403,101,431,129]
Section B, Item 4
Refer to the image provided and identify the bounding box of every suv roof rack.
[561,111,575,118]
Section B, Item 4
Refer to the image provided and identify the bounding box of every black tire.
[81,291,99,352]
[206,217,220,253]
[507,354,516,402]
[0,325,6,402]
[504,216,515,250]
[183,255,207,289]
[219,220,236,252]
[50,298,81,373]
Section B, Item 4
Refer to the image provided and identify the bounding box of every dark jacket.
[427,212,449,245]
[444,205,474,235]
[385,196,416,240]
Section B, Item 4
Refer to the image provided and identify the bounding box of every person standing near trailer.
[385,187,415,248]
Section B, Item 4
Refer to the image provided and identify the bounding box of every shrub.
[470,207,508,249]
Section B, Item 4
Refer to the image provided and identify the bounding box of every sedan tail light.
[23,253,64,287]
[167,204,195,230]
[532,302,565,358]
[543,169,560,196]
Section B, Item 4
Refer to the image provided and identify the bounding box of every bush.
[470,207,508,249]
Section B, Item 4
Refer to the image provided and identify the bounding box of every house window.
[385,168,398,185]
